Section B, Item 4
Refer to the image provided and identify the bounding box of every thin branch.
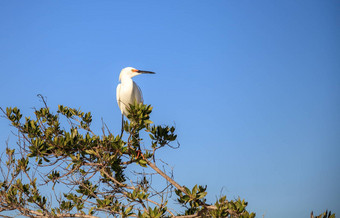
[37,94,48,108]
[100,168,133,190]
[146,159,186,194]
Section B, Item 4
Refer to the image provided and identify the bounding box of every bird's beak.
[137,70,155,74]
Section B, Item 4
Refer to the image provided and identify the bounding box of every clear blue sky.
[0,1,339,217]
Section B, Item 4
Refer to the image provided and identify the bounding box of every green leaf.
[184,186,191,195]
[198,191,207,199]
[192,185,198,195]
[85,150,96,155]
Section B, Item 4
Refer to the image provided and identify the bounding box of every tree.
[0,96,251,217]
[0,97,336,218]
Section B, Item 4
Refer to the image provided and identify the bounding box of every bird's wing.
[133,81,143,103]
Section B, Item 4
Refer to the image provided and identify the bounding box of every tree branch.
[146,159,186,194]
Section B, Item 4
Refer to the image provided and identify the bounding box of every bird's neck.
[120,75,133,84]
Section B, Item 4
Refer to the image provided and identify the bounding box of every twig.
[145,159,186,194]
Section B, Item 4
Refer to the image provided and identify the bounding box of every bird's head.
[119,67,155,81]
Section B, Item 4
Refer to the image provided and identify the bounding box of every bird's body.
[116,67,155,118]
[116,79,143,117]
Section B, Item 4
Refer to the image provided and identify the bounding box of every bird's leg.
[120,114,124,138]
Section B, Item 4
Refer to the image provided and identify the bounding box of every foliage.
[311,210,335,218]
[0,97,254,217]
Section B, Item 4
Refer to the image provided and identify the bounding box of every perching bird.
[116,67,155,135]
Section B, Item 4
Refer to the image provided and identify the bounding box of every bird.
[116,67,155,135]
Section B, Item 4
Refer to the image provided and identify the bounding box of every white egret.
[116,67,155,135]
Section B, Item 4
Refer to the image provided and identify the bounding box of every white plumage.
[116,67,155,118]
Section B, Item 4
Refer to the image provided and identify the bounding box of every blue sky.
[0,0,339,217]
